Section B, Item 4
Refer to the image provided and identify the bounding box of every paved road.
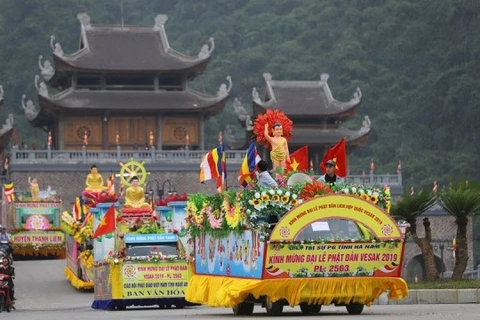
[9,259,480,319]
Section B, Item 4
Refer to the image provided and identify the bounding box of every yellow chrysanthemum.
[194,212,204,225]
[223,199,231,212]
[226,202,243,228]
[384,186,391,196]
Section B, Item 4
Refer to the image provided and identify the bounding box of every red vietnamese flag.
[286,146,309,173]
[320,138,347,177]
[93,204,116,239]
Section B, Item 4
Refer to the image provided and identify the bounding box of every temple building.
[24,13,231,150]
[236,73,370,171]
[0,86,14,156]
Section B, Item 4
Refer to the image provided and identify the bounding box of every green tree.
[438,181,480,280]
[391,189,438,281]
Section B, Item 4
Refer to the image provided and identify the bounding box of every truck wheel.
[346,303,364,315]
[232,302,254,315]
[265,297,283,315]
[300,303,321,314]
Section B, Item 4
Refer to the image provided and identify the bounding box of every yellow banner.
[263,242,403,279]
[122,262,189,299]
[270,195,401,241]
[11,230,64,244]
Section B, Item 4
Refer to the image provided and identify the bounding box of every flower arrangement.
[79,249,94,269]
[156,193,188,206]
[300,180,334,200]
[185,177,393,240]
[61,211,79,236]
[239,186,301,222]
[186,186,301,239]
[186,192,244,239]
[61,211,94,244]
[93,251,187,267]
[74,224,94,243]
[336,183,392,213]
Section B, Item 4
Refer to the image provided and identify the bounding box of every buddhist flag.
[72,197,83,221]
[320,138,347,177]
[3,183,14,203]
[286,145,309,173]
[93,204,116,239]
[238,141,261,187]
[199,146,223,182]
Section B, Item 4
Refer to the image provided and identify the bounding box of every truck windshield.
[295,219,366,241]
[126,243,177,257]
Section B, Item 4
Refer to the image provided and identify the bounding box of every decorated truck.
[185,176,409,315]
[10,186,64,257]
[91,200,191,310]
[65,159,192,310]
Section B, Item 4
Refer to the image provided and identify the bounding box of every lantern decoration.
[218,131,223,146]
[83,130,88,146]
[116,131,120,145]
[185,133,190,147]
[149,131,154,147]
[47,131,52,147]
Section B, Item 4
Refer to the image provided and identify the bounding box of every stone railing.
[442,265,480,280]
[8,147,402,186]
[347,172,402,186]
[10,146,247,165]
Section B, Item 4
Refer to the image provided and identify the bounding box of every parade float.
[83,159,192,310]
[62,197,97,290]
[10,180,64,257]
[185,110,408,315]
[185,178,409,315]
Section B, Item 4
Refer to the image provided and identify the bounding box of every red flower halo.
[253,109,293,148]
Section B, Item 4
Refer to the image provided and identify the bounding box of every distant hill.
[0,0,478,189]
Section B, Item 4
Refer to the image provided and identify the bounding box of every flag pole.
[219,131,228,192]
[112,204,119,259]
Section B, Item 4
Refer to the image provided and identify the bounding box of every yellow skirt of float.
[186,275,408,307]
[64,266,94,290]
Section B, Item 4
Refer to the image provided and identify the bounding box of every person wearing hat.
[318,160,345,185]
